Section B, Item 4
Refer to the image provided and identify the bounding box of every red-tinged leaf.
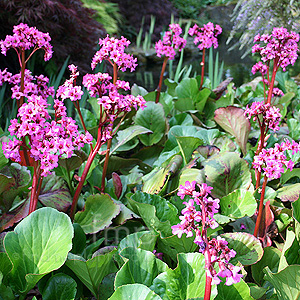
[38,174,72,212]
[214,106,250,155]
[0,199,29,231]
[258,201,276,247]
[112,172,122,199]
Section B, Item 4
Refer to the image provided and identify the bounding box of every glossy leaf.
[66,249,117,297]
[214,106,250,155]
[38,174,72,212]
[216,278,254,300]
[264,266,300,300]
[277,183,300,202]
[220,232,263,265]
[220,189,256,219]
[41,273,77,300]
[111,125,152,154]
[251,247,281,285]
[135,102,166,146]
[128,191,179,238]
[151,252,217,300]
[74,193,120,234]
[115,247,168,288]
[203,152,252,198]
[109,284,162,300]
[71,223,86,255]
[4,207,73,294]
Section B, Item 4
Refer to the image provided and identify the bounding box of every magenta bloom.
[189,22,222,50]
[91,35,137,71]
[252,27,299,71]
[155,23,186,60]
[0,23,53,61]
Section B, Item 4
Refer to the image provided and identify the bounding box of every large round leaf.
[214,106,250,155]
[151,252,217,300]
[66,250,117,298]
[216,278,254,300]
[4,207,73,294]
[220,189,256,219]
[109,283,162,300]
[251,247,281,285]
[220,232,263,266]
[264,265,300,300]
[135,102,166,146]
[115,247,168,288]
[74,193,120,234]
[41,273,77,300]
[203,152,252,198]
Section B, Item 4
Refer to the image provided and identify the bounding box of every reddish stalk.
[200,48,206,90]
[155,57,168,103]
[70,133,103,220]
[254,176,268,237]
[29,164,41,214]
[100,137,112,193]
[204,272,212,300]
[266,58,279,105]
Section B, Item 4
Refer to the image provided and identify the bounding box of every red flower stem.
[113,62,118,85]
[155,56,168,103]
[266,58,279,105]
[19,50,26,108]
[70,135,103,220]
[204,272,212,300]
[200,48,206,90]
[100,137,112,193]
[254,176,268,237]
[29,164,41,214]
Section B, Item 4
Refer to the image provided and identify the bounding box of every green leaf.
[128,191,179,238]
[292,197,300,223]
[74,194,120,234]
[178,169,205,187]
[66,249,117,298]
[277,183,300,202]
[220,232,263,265]
[0,141,8,170]
[135,102,166,146]
[151,252,217,300]
[220,189,256,219]
[41,273,77,300]
[118,231,158,253]
[214,106,250,155]
[115,247,168,288]
[38,174,72,212]
[75,107,97,129]
[174,136,203,165]
[216,278,254,300]
[195,88,211,112]
[108,283,162,300]
[4,207,73,294]
[169,113,193,127]
[203,152,252,198]
[0,283,14,300]
[174,78,199,112]
[264,265,300,300]
[111,125,152,154]
[251,247,281,285]
[71,223,86,255]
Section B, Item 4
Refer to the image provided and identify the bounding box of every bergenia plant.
[172,181,243,299]
[0,24,92,215]
[189,22,222,89]
[246,27,299,239]
[69,35,146,219]
[155,23,186,103]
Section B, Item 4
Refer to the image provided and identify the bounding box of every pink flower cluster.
[251,61,268,75]
[91,35,137,71]
[155,23,187,60]
[253,140,297,179]
[56,65,83,101]
[252,27,299,71]
[3,94,92,176]
[245,101,282,131]
[189,22,222,50]
[0,23,53,61]
[0,68,54,101]
[172,181,243,286]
